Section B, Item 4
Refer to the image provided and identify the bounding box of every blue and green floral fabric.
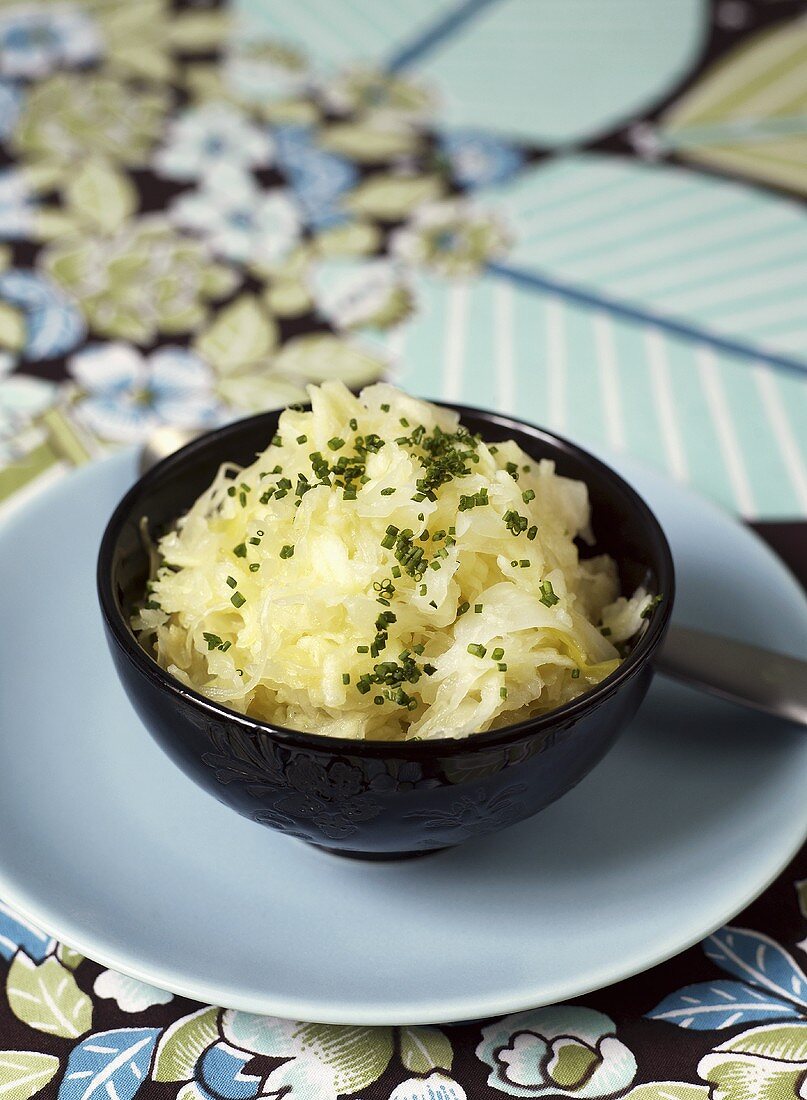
[1,0,807,517]
[1,0,807,1095]
[1,857,806,1098]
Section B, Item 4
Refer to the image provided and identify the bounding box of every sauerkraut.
[133,382,656,740]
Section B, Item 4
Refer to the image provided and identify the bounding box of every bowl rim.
[97,402,675,758]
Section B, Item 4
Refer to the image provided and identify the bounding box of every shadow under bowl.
[97,405,674,859]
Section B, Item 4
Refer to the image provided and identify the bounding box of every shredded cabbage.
[133,382,655,740]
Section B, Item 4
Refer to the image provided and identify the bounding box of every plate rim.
[0,448,805,1025]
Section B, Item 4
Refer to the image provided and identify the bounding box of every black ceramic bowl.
[98,405,674,859]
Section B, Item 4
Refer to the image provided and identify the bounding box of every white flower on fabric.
[223,39,309,106]
[389,1073,468,1100]
[476,1006,637,1097]
[391,201,509,278]
[0,3,100,81]
[0,169,35,239]
[69,342,223,443]
[311,258,414,331]
[93,968,174,1012]
[0,353,55,462]
[171,164,301,267]
[154,102,274,181]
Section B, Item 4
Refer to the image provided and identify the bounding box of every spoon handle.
[655,625,807,727]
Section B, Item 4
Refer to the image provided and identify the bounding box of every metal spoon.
[138,428,807,728]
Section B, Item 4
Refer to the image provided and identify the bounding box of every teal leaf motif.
[646,980,804,1030]
[199,1043,262,1100]
[0,901,54,962]
[57,1028,160,1100]
[705,926,807,1007]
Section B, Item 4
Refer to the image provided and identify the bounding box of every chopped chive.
[381,535,395,549]
[423,663,437,676]
[511,560,518,567]
[429,600,437,608]
[377,596,391,606]
[571,668,581,679]
[248,536,261,545]
[391,565,402,578]
[279,544,295,559]
[413,643,425,655]
[522,489,535,503]
[327,437,345,451]
[527,525,538,541]
[429,561,441,571]
[271,434,282,446]
[497,662,507,672]
[500,686,508,699]
[227,486,236,497]
[467,643,487,658]
[349,418,358,431]
[641,594,663,619]
[520,559,530,568]
[296,434,307,444]
[231,592,246,608]
[419,584,427,596]
[233,542,247,558]
[357,680,371,694]
[239,491,247,507]
[203,632,223,650]
[489,445,498,454]
[400,417,409,426]
[249,563,260,572]
[343,487,357,500]
[380,487,395,495]
[539,580,559,607]
[342,673,350,685]
[220,640,231,652]
[457,601,470,616]
[357,645,369,654]
[380,403,390,412]
[601,626,612,636]
[226,575,237,589]
[474,603,483,613]
[491,647,504,661]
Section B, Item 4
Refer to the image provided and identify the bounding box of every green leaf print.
[6,952,92,1039]
[400,1026,454,1074]
[0,1051,60,1100]
[698,1022,807,1100]
[625,1085,709,1099]
[0,302,25,352]
[55,943,84,971]
[64,158,138,235]
[343,174,444,219]
[272,333,385,386]
[194,295,278,374]
[320,123,422,162]
[152,1006,220,1083]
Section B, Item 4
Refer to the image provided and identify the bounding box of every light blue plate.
[1,450,806,1025]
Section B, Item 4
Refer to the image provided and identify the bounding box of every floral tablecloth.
[1,0,807,1096]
